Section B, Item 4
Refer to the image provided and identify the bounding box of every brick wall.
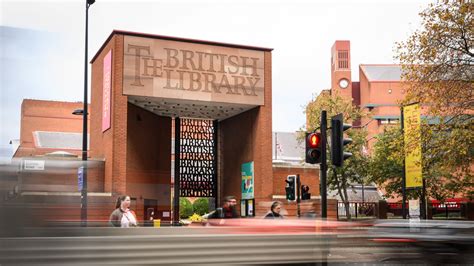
[90,34,127,195]
[218,51,273,213]
[126,103,172,223]
[272,165,320,197]
[220,108,258,212]
[255,199,338,219]
[16,99,86,157]
[18,159,104,193]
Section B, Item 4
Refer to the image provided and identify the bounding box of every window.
[337,50,349,69]
[378,119,399,125]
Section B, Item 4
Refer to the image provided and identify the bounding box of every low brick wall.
[256,199,337,219]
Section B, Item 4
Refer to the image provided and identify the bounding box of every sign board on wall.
[403,103,423,188]
[24,160,45,171]
[78,166,84,191]
[409,199,420,218]
[123,36,265,106]
[241,161,254,200]
[102,50,112,132]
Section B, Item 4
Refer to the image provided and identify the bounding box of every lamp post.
[80,0,95,227]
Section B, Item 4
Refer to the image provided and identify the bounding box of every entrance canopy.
[121,34,266,120]
[129,96,257,120]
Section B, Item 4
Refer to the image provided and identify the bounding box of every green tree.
[179,198,194,219]
[329,129,369,220]
[192,198,210,215]
[368,124,473,201]
[368,126,406,199]
[395,0,473,200]
[304,91,369,220]
[395,0,472,118]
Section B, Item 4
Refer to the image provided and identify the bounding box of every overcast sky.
[1,0,431,148]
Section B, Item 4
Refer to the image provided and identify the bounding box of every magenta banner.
[102,50,112,132]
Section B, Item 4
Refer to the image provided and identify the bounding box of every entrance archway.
[90,30,273,224]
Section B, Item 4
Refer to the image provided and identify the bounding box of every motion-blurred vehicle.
[369,219,474,264]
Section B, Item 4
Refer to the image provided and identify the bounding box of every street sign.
[78,166,84,191]
[24,160,45,171]
[409,199,420,219]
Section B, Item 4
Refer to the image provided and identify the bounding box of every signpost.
[241,162,255,217]
[78,166,84,192]
[401,103,424,219]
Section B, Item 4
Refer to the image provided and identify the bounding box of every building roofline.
[362,103,399,108]
[22,99,84,105]
[91,30,273,63]
[359,64,402,82]
[359,64,400,66]
[366,80,402,83]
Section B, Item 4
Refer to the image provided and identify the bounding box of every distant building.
[272,131,381,202]
[321,40,471,204]
[329,40,405,151]
[272,131,304,165]
[14,99,87,158]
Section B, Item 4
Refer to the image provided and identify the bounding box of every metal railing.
[387,202,469,219]
[337,202,377,219]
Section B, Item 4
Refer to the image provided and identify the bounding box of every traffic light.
[331,113,352,167]
[301,185,311,200]
[285,175,297,201]
[305,132,322,164]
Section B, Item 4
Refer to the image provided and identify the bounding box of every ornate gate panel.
[173,118,218,223]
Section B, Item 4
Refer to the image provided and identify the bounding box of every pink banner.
[102,50,112,132]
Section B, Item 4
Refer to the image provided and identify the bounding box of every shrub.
[179,198,194,219]
[193,198,210,215]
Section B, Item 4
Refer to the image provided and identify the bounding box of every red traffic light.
[307,133,320,148]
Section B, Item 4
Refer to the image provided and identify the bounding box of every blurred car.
[369,219,474,264]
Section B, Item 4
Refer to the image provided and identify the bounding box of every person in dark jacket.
[210,196,239,218]
[303,202,318,219]
[109,195,138,227]
[264,201,284,219]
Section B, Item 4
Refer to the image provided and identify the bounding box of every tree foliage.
[179,198,194,219]
[305,91,369,220]
[395,0,473,200]
[396,0,473,117]
[368,126,406,199]
[305,90,362,132]
[328,129,370,217]
[368,123,473,201]
[192,198,210,215]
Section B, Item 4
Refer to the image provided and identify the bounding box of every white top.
[121,210,137,227]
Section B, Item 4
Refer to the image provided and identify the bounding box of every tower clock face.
[339,78,349,89]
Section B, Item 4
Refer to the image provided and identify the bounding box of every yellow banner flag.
[404,104,423,188]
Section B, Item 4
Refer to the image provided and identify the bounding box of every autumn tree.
[396,0,473,117]
[368,123,473,202]
[368,126,404,199]
[395,0,473,199]
[304,91,369,220]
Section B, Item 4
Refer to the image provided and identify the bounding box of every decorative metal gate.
[173,118,218,223]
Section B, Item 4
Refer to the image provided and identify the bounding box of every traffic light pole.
[296,174,301,218]
[320,110,328,218]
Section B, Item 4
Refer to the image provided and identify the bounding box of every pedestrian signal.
[305,132,322,164]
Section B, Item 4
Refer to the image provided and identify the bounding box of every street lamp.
[72,109,88,116]
[80,0,95,227]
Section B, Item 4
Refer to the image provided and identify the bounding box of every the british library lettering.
[128,45,260,96]
[123,36,265,106]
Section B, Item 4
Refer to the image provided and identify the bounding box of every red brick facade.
[89,31,275,221]
[15,99,86,157]
[272,166,320,197]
